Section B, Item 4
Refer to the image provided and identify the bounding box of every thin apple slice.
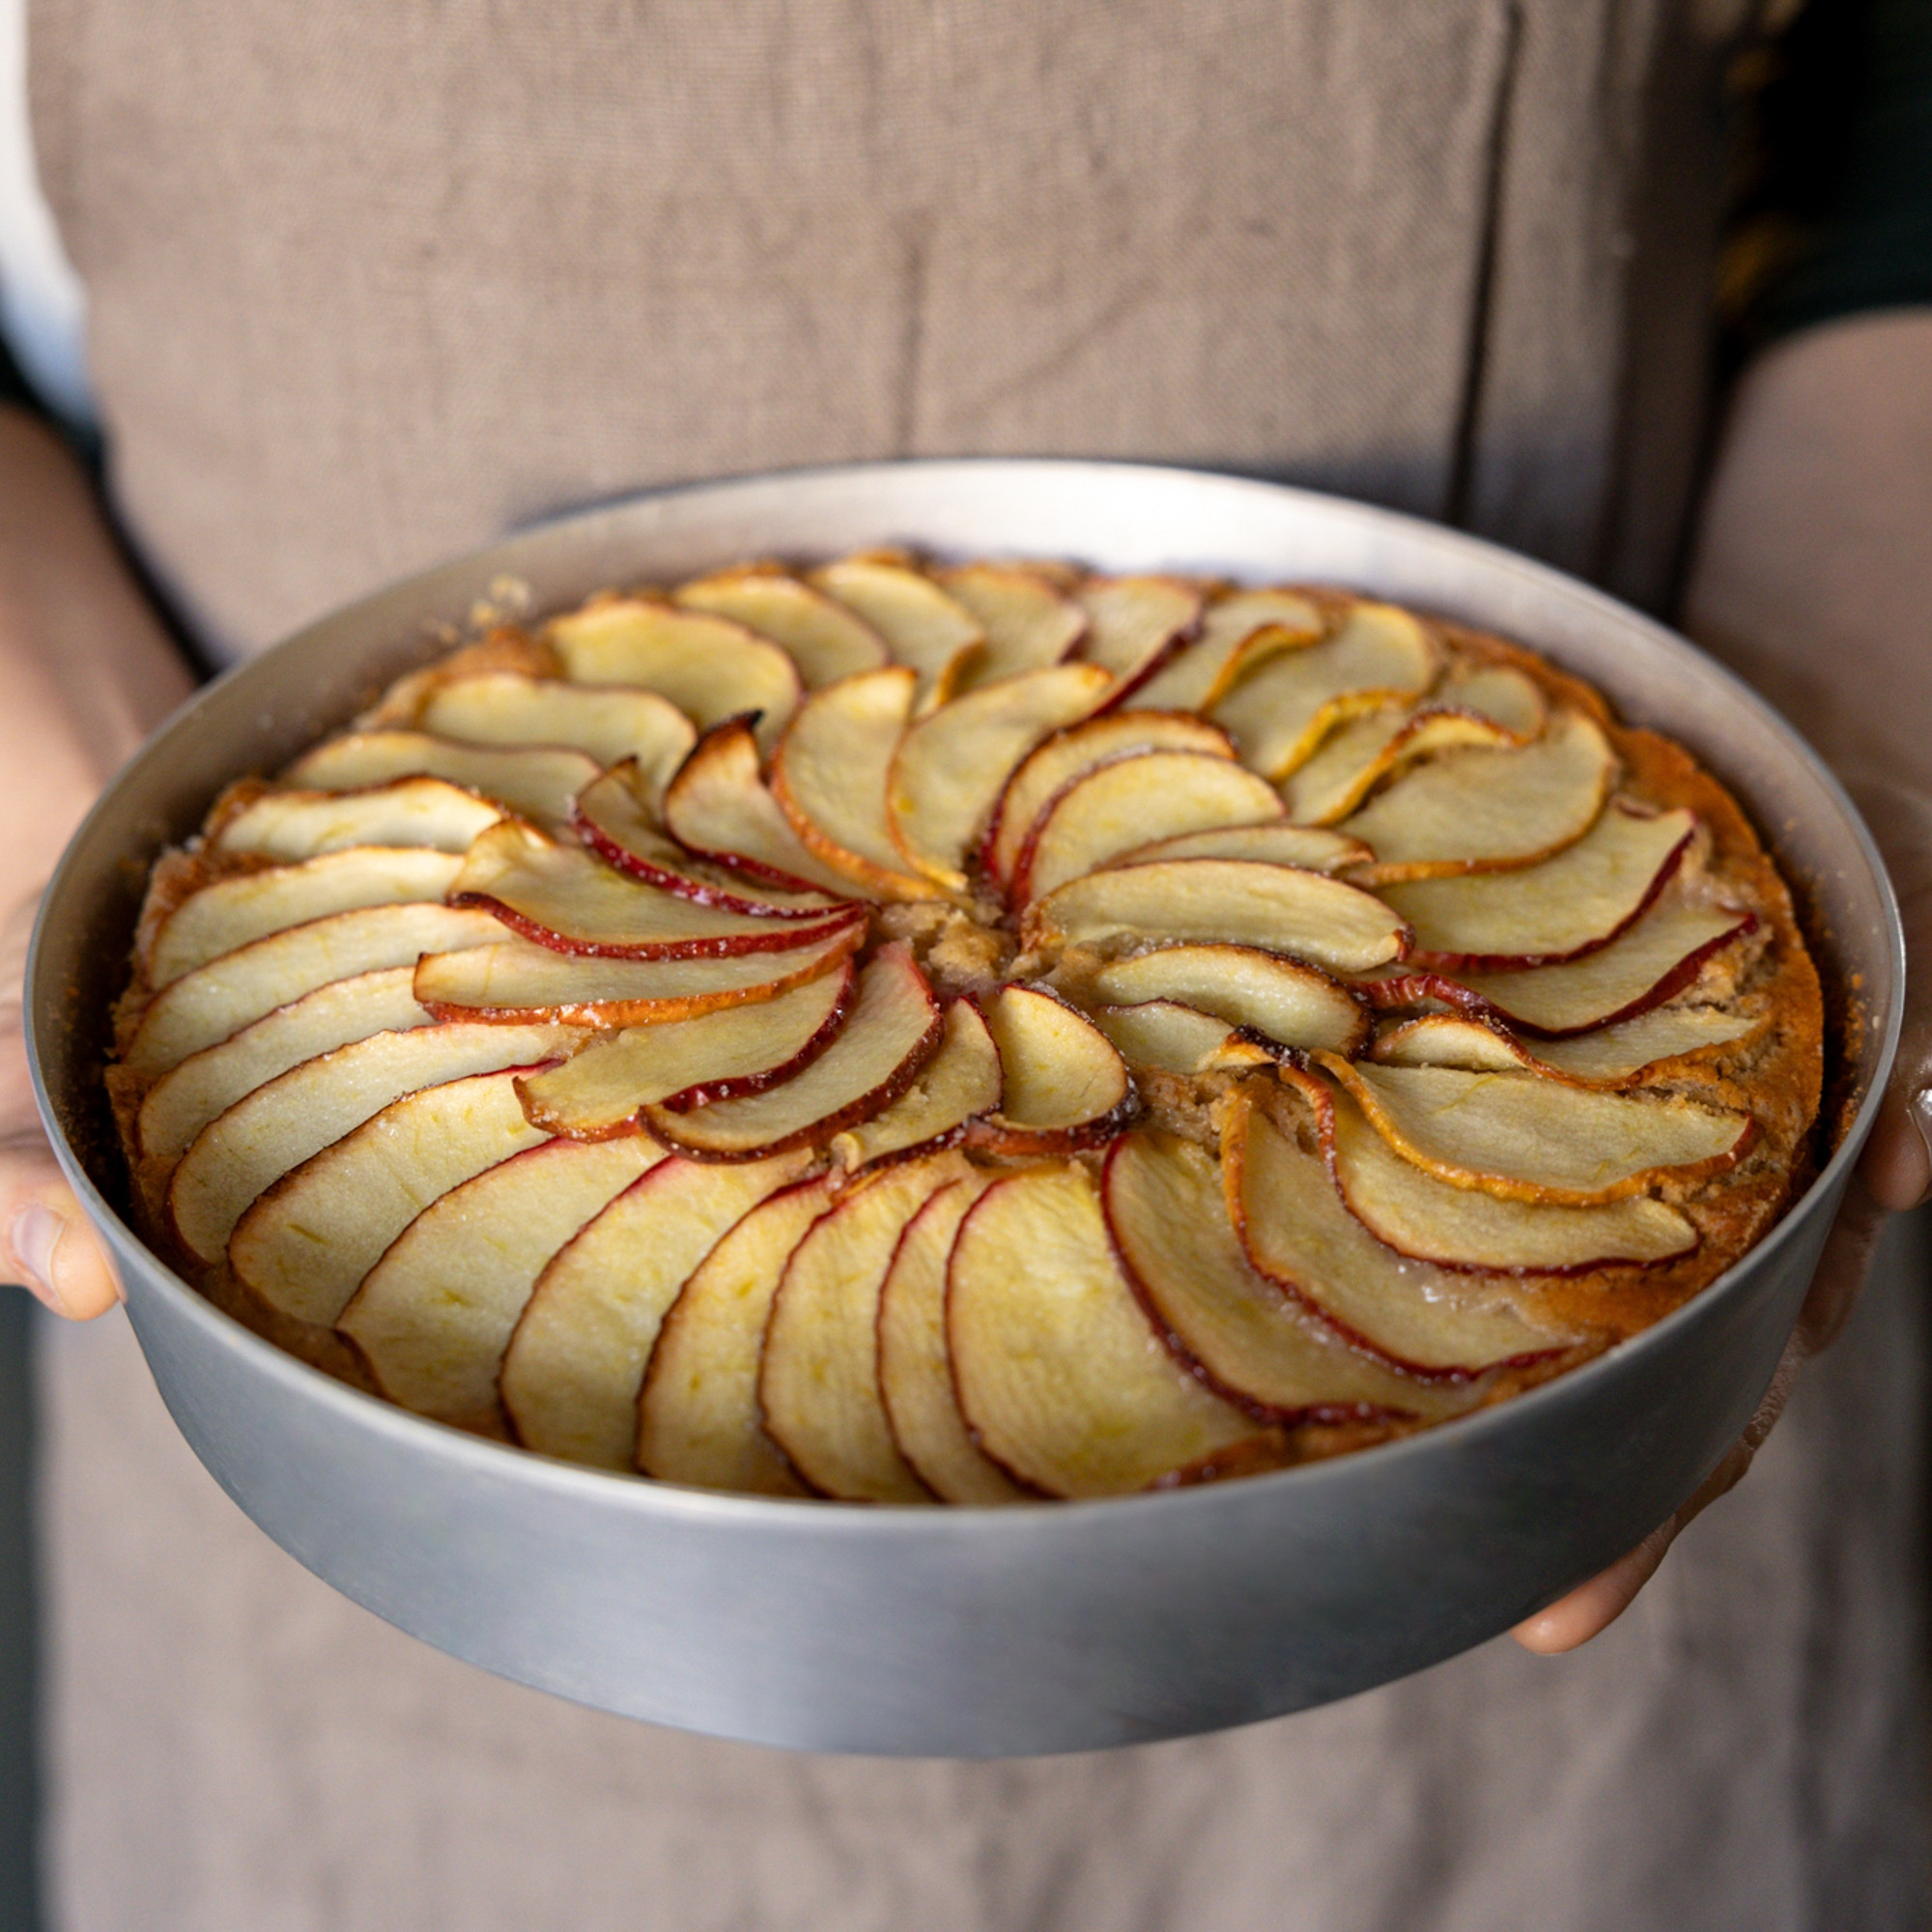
[807,555,984,702]
[339,1135,665,1432]
[167,1021,571,1265]
[1370,1006,1762,1085]
[947,1163,1255,1497]
[1074,575,1205,697]
[232,1065,555,1328]
[1280,704,1517,826]
[281,731,602,834]
[515,959,855,1138]
[934,563,1087,686]
[1091,1000,1254,1075]
[968,984,1137,1153]
[634,1174,840,1493]
[643,943,943,1159]
[1210,601,1441,779]
[124,903,503,1081]
[875,1177,1030,1505]
[1027,858,1409,976]
[1314,1053,1752,1206]
[412,923,862,1026]
[1435,662,1547,738]
[1119,820,1371,874]
[500,1150,813,1468]
[1381,805,1697,970]
[543,595,803,751]
[448,820,861,959]
[1219,1090,1573,1374]
[1105,1128,1486,1413]
[136,966,428,1170]
[1013,751,1285,904]
[1129,587,1324,714]
[1340,711,1616,881]
[147,847,463,989]
[760,1155,974,1502]
[672,566,890,687]
[770,668,944,899]
[886,663,1111,889]
[574,761,852,918]
[211,777,503,859]
[828,997,1003,1169]
[1090,944,1368,1054]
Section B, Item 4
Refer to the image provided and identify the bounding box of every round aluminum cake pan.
[26,460,1903,1757]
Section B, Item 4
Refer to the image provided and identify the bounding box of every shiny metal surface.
[26,461,1903,1756]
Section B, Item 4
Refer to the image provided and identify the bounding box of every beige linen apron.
[24,3,1927,1924]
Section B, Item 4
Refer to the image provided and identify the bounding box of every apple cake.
[108,554,1825,1501]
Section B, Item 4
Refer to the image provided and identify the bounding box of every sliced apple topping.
[672,566,890,688]
[1280,704,1517,826]
[1028,858,1409,976]
[1435,662,1547,738]
[663,716,877,898]
[1013,750,1286,904]
[412,922,863,1027]
[643,943,943,1159]
[515,960,855,1138]
[211,777,503,859]
[771,668,945,900]
[1105,1128,1483,1414]
[418,672,697,798]
[231,1065,554,1329]
[499,1150,814,1468]
[934,562,1088,686]
[543,595,803,751]
[1130,587,1324,714]
[281,731,602,834]
[983,710,1236,888]
[339,1135,665,1432]
[968,984,1137,1153]
[146,846,462,989]
[1381,805,1697,971]
[761,1154,976,1502]
[807,555,984,702]
[1340,711,1616,881]
[1219,1090,1572,1374]
[124,902,503,1081]
[1119,820,1371,874]
[1090,1001,1261,1076]
[1073,575,1204,697]
[634,1174,840,1494]
[947,1163,1255,1497]
[874,1177,1030,1505]
[1090,945,1367,1055]
[828,997,1003,1170]
[1210,601,1441,779]
[1370,1006,1762,1086]
[886,663,1111,889]
[166,1021,572,1266]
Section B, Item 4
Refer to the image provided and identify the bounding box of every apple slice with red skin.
[875,1176,1032,1505]
[449,819,863,959]
[1090,944,1368,1055]
[1380,805,1699,971]
[1073,575,1204,700]
[338,1134,667,1433]
[281,731,602,835]
[1026,858,1409,977]
[574,760,854,918]
[663,716,879,898]
[166,1020,572,1265]
[211,776,503,859]
[1369,1006,1763,1087]
[500,1149,814,1468]
[885,663,1111,890]
[672,566,889,688]
[1218,1087,1576,1375]
[412,922,863,1027]
[829,997,1004,1170]
[515,958,856,1139]
[760,1154,976,1502]
[1090,1001,1264,1075]
[643,943,944,1160]
[967,984,1138,1154]
[1103,1128,1486,1416]
[1120,820,1370,875]
[634,1173,840,1494]
[947,1162,1256,1498]
[1012,750,1286,905]
[934,562,1088,687]
[146,846,463,988]
[231,1064,557,1328]
[1281,703,1519,826]
[543,594,803,752]
[807,554,984,704]
[1127,587,1325,715]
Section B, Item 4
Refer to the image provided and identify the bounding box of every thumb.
[1,1141,123,1321]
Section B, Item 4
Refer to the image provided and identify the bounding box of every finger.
[1795,1172,1891,1355]
[0,1143,122,1320]
[1856,1081,1932,1213]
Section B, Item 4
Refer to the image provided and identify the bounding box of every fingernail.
[1913,1088,1932,1173]
[10,1204,69,1313]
